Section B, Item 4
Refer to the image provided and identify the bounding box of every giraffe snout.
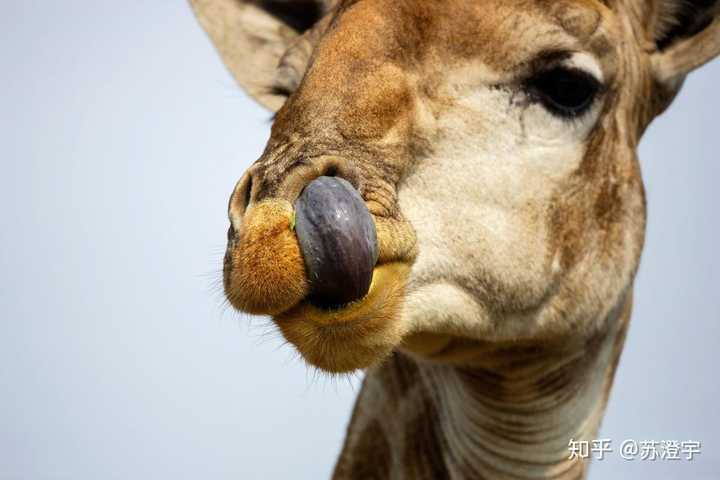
[222,157,416,372]
[223,165,310,315]
[223,166,378,316]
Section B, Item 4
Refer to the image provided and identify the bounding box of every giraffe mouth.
[223,196,416,373]
[274,262,411,373]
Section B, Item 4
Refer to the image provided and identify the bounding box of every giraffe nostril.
[294,176,378,309]
[243,174,253,210]
[228,170,255,232]
[324,165,338,178]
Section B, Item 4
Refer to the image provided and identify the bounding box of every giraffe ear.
[649,0,720,87]
[190,0,324,111]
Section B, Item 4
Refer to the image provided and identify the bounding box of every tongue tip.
[294,176,378,307]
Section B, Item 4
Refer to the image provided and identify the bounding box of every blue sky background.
[1,2,718,479]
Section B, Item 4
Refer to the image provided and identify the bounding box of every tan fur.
[277,262,410,372]
[225,199,308,315]
[191,0,720,477]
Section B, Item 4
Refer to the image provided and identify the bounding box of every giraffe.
[191,0,720,477]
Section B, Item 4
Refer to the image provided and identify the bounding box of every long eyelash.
[524,65,604,93]
[527,50,574,74]
[519,49,606,93]
[565,68,605,94]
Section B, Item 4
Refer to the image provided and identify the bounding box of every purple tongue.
[294,176,378,309]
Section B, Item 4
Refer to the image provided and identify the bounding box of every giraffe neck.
[333,303,630,480]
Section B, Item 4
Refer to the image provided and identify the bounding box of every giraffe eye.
[525,67,602,118]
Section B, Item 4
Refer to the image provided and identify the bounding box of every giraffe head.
[193,0,720,372]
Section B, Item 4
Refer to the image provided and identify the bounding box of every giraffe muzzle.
[222,166,417,372]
